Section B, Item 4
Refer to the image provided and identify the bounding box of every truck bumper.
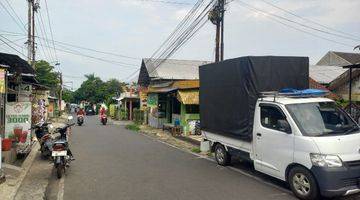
[311,165,360,197]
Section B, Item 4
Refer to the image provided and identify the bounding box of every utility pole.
[27,0,38,69]
[59,72,63,114]
[220,0,225,61]
[209,0,225,62]
[27,0,32,63]
[27,0,39,68]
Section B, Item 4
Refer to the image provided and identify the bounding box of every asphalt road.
[51,115,360,200]
[54,115,297,200]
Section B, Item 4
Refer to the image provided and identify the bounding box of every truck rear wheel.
[288,166,319,200]
[214,144,231,166]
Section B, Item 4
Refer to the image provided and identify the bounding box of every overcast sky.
[1,0,359,89]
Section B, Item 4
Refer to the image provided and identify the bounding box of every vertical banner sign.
[18,84,32,102]
[0,69,5,94]
[5,102,32,143]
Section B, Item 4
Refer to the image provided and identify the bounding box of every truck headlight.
[310,153,343,168]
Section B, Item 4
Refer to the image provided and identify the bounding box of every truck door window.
[260,105,288,132]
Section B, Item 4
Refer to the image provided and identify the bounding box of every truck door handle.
[256,133,262,137]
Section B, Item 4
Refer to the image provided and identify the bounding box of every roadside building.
[118,91,140,121]
[0,52,36,162]
[315,51,360,100]
[47,95,58,118]
[138,58,210,135]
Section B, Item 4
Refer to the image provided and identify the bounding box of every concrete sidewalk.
[0,119,67,200]
[0,142,39,200]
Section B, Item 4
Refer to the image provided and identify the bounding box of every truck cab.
[207,96,360,199]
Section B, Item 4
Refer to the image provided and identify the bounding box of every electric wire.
[149,0,205,60]
[0,34,27,57]
[44,0,58,61]
[3,0,27,31]
[233,1,354,48]
[258,0,360,41]
[122,0,206,81]
[0,0,26,33]
[35,25,51,62]
[37,10,55,62]
[0,37,26,46]
[37,42,141,69]
[124,0,193,5]
[124,0,214,81]
[235,0,360,43]
[151,0,214,70]
[0,30,141,62]
[37,36,140,60]
[151,0,208,63]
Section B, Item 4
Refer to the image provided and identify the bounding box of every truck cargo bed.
[202,131,252,153]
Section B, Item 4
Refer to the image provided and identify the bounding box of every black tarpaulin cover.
[199,56,309,141]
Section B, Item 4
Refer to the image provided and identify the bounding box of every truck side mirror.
[277,120,291,134]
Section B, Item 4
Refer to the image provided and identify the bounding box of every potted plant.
[8,134,17,148]
[1,138,12,151]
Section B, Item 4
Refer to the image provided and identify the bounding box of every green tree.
[73,74,125,104]
[35,60,60,89]
[104,79,124,104]
[62,88,75,103]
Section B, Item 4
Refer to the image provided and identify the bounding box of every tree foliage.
[35,60,60,90]
[73,74,125,104]
[62,88,75,103]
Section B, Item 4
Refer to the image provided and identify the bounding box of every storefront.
[0,52,36,158]
[177,89,200,135]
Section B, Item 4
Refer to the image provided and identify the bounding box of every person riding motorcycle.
[99,105,108,125]
[77,108,85,116]
[99,106,106,116]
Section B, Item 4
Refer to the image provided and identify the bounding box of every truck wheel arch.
[285,163,317,184]
[211,142,220,152]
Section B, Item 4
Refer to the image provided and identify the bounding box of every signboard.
[48,102,55,117]
[18,84,32,102]
[147,93,158,108]
[0,69,5,94]
[5,102,32,143]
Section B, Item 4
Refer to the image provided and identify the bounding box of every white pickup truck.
[204,95,360,199]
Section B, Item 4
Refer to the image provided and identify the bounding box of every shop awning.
[147,87,178,93]
[177,90,199,105]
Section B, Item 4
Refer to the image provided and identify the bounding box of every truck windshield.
[286,102,359,136]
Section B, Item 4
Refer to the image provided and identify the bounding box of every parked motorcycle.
[100,114,107,125]
[52,120,75,179]
[32,122,53,159]
[77,115,84,126]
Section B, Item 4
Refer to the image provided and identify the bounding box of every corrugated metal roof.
[0,52,35,74]
[333,51,360,64]
[142,58,211,80]
[309,65,347,84]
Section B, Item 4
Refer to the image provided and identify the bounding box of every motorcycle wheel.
[56,165,63,179]
[102,118,107,125]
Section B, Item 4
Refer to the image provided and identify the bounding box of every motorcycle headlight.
[310,153,343,168]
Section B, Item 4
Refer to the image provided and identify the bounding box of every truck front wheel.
[288,166,319,200]
[214,144,231,166]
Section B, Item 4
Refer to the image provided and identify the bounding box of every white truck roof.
[260,97,334,105]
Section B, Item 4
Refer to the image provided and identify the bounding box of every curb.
[9,142,40,200]
[175,135,201,146]
[0,169,5,184]
[115,120,201,147]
